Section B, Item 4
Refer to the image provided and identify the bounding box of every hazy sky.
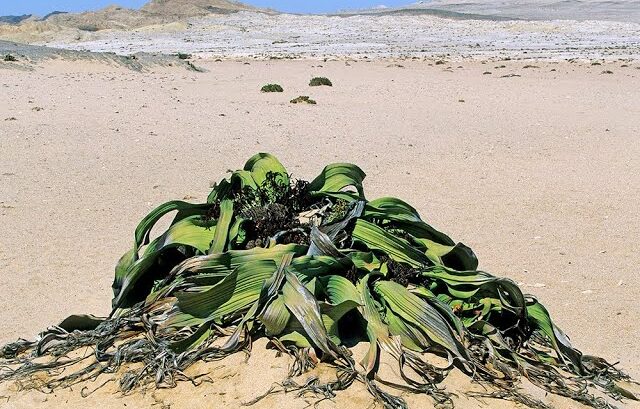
[1,0,416,16]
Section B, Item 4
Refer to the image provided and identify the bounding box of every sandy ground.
[1,59,640,408]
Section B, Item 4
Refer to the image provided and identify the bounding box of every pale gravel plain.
[1,57,640,408]
[37,11,640,61]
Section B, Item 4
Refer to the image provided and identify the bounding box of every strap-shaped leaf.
[384,306,428,352]
[411,237,478,271]
[133,200,210,258]
[364,197,456,246]
[207,178,231,203]
[288,255,352,281]
[282,270,336,358]
[164,244,307,283]
[421,266,526,318]
[58,315,105,332]
[411,286,465,338]
[375,280,469,362]
[169,321,213,353]
[243,152,289,186]
[321,200,365,239]
[527,298,584,372]
[347,251,382,272]
[230,170,258,190]
[307,225,342,257]
[356,274,401,376]
[279,331,312,348]
[259,296,290,336]
[113,215,219,309]
[320,300,360,344]
[175,259,277,320]
[209,199,234,254]
[113,248,136,301]
[352,219,430,267]
[308,163,365,197]
[319,274,361,305]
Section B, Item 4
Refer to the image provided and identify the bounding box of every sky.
[0,0,417,16]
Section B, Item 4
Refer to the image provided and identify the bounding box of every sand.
[1,58,640,408]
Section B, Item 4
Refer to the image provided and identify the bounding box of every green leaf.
[230,170,258,190]
[174,259,277,321]
[259,296,290,336]
[527,298,584,372]
[308,163,366,197]
[364,197,456,246]
[113,216,218,309]
[320,299,360,344]
[282,270,335,358]
[356,274,401,376]
[133,200,210,258]
[347,251,382,272]
[375,280,468,362]
[169,322,213,353]
[422,266,526,319]
[209,199,234,254]
[412,286,465,338]
[112,248,136,302]
[351,219,429,267]
[58,314,105,332]
[384,307,428,352]
[410,237,474,270]
[243,152,289,186]
[279,331,312,348]
[165,244,307,283]
[288,255,352,281]
[319,274,361,306]
[307,225,342,257]
[207,178,231,204]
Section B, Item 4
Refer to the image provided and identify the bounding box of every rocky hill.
[0,0,259,43]
[0,15,32,24]
[141,0,255,16]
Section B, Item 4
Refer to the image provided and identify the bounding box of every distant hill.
[42,11,69,20]
[42,5,159,31]
[0,0,261,43]
[141,0,255,16]
[336,7,515,21]
[0,15,32,24]
[386,0,640,23]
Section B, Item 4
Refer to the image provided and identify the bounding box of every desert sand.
[1,56,640,408]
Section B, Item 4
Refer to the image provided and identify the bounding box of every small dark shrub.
[290,96,316,104]
[78,24,99,32]
[177,53,191,60]
[3,54,17,62]
[261,84,284,93]
[309,77,332,87]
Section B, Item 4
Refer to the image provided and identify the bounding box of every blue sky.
[1,1,416,16]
